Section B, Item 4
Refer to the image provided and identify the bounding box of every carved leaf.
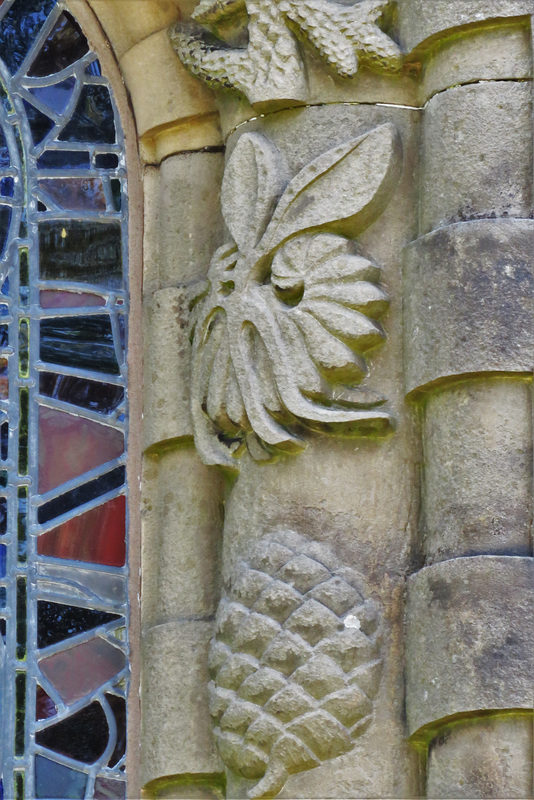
[209,532,383,799]
[222,133,285,253]
[261,123,402,252]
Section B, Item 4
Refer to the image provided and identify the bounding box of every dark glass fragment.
[85,60,102,76]
[1,421,8,460]
[0,357,7,399]
[111,179,121,212]
[59,85,115,144]
[18,387,28,474]
[28,12,89,78]
[94,778,126,800]
[22,100,55,146]
[95,153,118,170]
[14,772,23,800]
[35,701,109,763]
[0,543,6,576]
[0,206,11,257]
[39,373,124,414]
[36,685,57,721]
[37,601,120,648]
[17,486,27,562]
[14,671,25,756]
[16,576,26,660]
[0,586,6,608]
[37,466,125,524]
[0,470,6,487]
[106,694,126,767]
[29,77,76,115]
[19,318,28,377]
[0,176,13,197]
[37,200,47,212]
[0,497,7,532]
[0,0,57,75]
[37,150,90,169]
[35,756,87,799]
[40,315,120,374]
[39,220,122,288]
[0,127,10,168]
[0,619,5,641]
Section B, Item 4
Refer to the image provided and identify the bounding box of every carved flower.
[209,531,383,799]
[190,123,402,468]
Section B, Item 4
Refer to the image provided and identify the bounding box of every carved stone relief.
[170,0,402,106]
[209,530,383,798]
[190,123,402,469]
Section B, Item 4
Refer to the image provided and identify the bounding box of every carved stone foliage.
[189,124,402,469]
[170,0,403,107]
[208,530,383,798]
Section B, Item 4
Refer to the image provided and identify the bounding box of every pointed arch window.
[0,2,130,798]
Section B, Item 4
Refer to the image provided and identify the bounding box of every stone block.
[405,556,534,737]
[419,22,532,103]
[87,0,179,59]
[422,378,532,563]
[426,715,533,799]
[403,220,534,394]
[141,621,223,786]
[143,287,193,451]
[419,82,532,234]
[158,152,225,286]
[120,28,218,138]
[397,0,533,54]
[141,448,223,627]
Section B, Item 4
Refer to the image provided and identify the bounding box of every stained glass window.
[0,2,130,798]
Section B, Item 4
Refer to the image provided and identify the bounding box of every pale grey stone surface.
[406,556,534,736]
[422,379,532,563]
[426,715,534,799]
[419,82,532,235]
[403,220,534,394]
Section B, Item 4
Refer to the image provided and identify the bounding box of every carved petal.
[290,308,367,384]
[222,133,285,253]
[261,123,401,251]
[299,299,386,352]
[304,280,389,319]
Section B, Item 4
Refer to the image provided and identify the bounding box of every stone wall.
[72,1,534,798]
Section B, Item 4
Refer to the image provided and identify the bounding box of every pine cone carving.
[209,531,383,798]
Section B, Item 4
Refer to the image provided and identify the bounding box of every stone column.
[403,9,534,798]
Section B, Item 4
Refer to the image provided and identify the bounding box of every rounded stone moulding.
[405,555,534,737]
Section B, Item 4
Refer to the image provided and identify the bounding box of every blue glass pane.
[0,587,6,609]
[85,60,101,76]
[0,177,13,197]
[35,755,87,799]
[37,150,90,169]
[59,85,115,144]
[29,77,76,115]
[0,497,6,534]
[1,278,8,296]
[22,100,55,146]
[0,128,10,168]
[40,315,120,374]
[0,0,56,75]
[0,206,11,257]
[28,12,89,78]
[0,544,6,578]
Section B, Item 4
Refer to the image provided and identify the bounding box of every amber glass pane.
[37,495,126,567]
[38,407,124,494]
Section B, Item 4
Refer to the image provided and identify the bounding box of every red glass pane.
[36,685,57,721]
[39,638,126,705]
[38,407,124,494]
[40,291,105,309]
[37,495,126,567]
